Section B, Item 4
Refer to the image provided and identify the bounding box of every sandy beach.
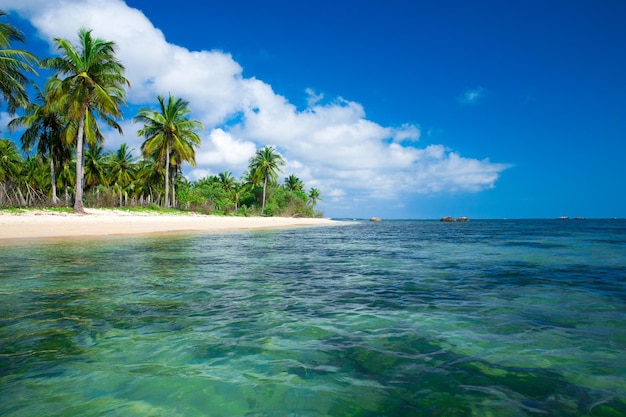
[0,209,339,241]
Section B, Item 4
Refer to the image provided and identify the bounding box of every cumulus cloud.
[5,0,509,213]
[192,129,256,177]
[0,112,14,136]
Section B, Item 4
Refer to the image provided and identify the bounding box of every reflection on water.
[1,220,625,416]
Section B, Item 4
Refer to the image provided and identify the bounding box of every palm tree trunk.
[164,143,170,208]
[49,153,59,205]
[16,187,27,206]
[262,176,267,210]
[73,106,87,214]
[171,170,176,208]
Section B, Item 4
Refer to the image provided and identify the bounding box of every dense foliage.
[0,12,322,217]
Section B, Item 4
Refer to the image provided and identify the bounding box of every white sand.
[0,209,339,241]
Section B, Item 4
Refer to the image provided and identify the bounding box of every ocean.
[1,219,625,416]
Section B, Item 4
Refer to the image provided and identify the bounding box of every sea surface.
[1,219,625,416]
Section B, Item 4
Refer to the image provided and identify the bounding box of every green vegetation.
[0,12,322,217]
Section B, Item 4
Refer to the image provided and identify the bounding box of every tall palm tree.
[106,143,136,206]
[248,145,285,210]
[43,28,129,213]
[8,84,69,204]
[0,10,39,113]
[135,95,203,208]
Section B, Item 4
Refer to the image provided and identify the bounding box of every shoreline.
[0,209,341,242]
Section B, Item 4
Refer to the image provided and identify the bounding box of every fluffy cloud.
[191,129,256,179]
[5,0,509,214]
[0,112,14,135]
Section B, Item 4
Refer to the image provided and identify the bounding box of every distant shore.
[0,209,339,241]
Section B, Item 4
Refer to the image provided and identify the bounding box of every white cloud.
[5,0,510,214]
[305,88,324,107]
[195,128,256,173]
[0,112,14,136]
[459,86,487,105]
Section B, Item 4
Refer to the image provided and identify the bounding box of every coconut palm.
[83,144,107,191]
[0,138,24,205]
[284,174,304,192]
[8,84,69,204]
[248,145,285,210]
[308,187,322,208]
[106,143,137,207]
[43,28,128,213]
[217,171,236,192]
[135,95,203,208]
[19,155,49,205]
[134,156,164,206]
[56,157,75,207]
[0,138,22,181]
[0,10,39,113]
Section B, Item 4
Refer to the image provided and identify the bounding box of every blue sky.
[3,0,625,219]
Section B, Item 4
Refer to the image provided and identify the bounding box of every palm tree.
[135,95,203,208]
[217,171,236,192]
[106,143,136,206]
[216,170,237,210]
[0,10,39,113]
[134,156,164,206]
[308,187,322,208]
[83,144,107,193]
[56,157,75,207]
[19,154,49,205]
[284,174,304,192]
[8,84,69,204]
[43,28,129,213]
[248,145,285,210]
[0,138,24,205]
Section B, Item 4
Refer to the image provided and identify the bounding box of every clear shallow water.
[1,219,625,416]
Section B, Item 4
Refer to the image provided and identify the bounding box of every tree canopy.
[1,16,323,217]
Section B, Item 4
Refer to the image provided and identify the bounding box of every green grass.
[0,206,190,215]
[0,207,73,215]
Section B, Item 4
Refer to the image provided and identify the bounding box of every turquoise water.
[1,219,625,416]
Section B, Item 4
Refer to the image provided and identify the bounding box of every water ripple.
[1,220,625,416]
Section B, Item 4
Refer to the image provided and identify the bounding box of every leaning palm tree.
[8,83,69,204]
[135,95,203,208]
[0,10,39,113]
[43,28,129,213]
[248,145,285,210]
